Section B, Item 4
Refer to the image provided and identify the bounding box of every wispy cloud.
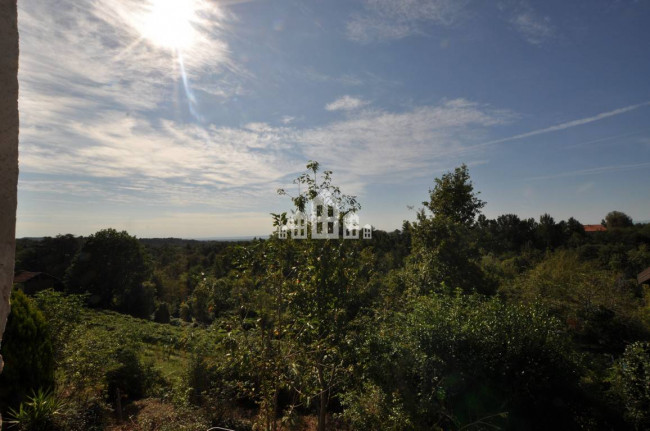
[475,101,650,148]
[501,1,554,45]
[299,98,513,181]
[526,162,650,181]
[20,91,513,208]
[325,95,370,111]
[346,0,467,43]
[510,10,554,45]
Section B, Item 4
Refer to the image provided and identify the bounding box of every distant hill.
[138,236,260,247]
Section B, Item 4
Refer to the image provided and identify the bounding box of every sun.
[139,0,198,51]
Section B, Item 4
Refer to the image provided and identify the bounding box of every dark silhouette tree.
[603,211,634,229]
[0,290,54,411]
[65,228,152,317]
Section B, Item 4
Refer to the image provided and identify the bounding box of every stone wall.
[0,0,19,381]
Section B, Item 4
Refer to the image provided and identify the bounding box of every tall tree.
[423,164,485,226]
[241,161,364,431]
[408,164,492,294]
[65,229,152,317]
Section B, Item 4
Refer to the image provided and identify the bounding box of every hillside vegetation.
[4,163,650,430]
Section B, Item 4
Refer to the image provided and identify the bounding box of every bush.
[6,388,63,431]
[179,301,192,322]
[154,301,171,323]
[105,347,161,404]
[353,294,584,429]
[0,290,54,411]
[612,341,650,428]
[33,289,84,361]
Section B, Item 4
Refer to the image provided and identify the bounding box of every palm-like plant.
[6,388,63,431]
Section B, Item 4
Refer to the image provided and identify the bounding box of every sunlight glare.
[140,0,198,51]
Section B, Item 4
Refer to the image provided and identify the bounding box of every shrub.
[33,289,84,361]
[0,290,54,411]
[612,341,650,428]
[154,301,171,323]
[179,301,192,322]
[6,388,63,431]
[354,294,584,429]
[105,347,161,404]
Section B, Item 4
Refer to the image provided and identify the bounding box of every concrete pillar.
[0,0,19,384]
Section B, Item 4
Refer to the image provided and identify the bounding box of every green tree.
[65,228,152,317]
[231,161,364,431]
[0,290,54,411]
[424,164,485,225]
[15,234,82,280]
[408,164,492,294]
[603,211,634,229]
[536,213,564,249]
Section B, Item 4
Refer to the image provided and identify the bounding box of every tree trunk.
[0,0,20,427]
[317,364,327,431]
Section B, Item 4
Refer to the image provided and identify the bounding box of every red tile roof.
[13,271,42,283]
[639,267,650,285]
[584,224,607,232]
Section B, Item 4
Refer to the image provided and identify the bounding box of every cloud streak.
[475,101,650,148]
[526,162,650,181]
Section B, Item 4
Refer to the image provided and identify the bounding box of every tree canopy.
[65,228,152,317]
[424,164,485,225]
[604,211,634,229]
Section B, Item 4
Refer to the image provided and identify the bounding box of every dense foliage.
[0,290,54,411]
[8,162,650,430]
[64,228,153,317]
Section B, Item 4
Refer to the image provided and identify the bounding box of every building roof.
[638,267,650,285]
[13,271,63,284]
[584,224,607,232]
[13,271,43,283]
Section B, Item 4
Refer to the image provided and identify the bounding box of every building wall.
[0,0,19,383]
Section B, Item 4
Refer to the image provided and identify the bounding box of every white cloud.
[20,94,513,210]
[347,0,467,43]
[299,98,513,181]
[325,95,370,111]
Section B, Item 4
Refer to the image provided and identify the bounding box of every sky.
[16,0,650,238]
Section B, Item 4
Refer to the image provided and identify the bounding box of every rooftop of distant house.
[13,271,64,293]
[13,270,45,283]
[639,267,650,285]
[584,224,607,232]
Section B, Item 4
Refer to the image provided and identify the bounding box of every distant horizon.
[16,216,650,242]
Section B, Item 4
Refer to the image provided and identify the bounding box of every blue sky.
[17,0,650,238]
